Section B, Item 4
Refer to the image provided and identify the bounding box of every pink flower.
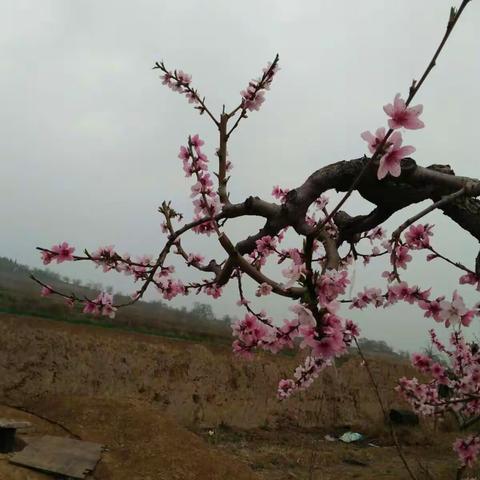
[367,226,386,242]
[256,282,273,297]
[161,73,172,86]
[157,278,185,300]
[344,319,360,338]
[187,253,205,265]
[404,224,433,249]
[204,284,222,299]
[453,436,480,467]
[459,272,480,291]
[281,262,306,287]
[185,91,198,104]
[272,186,289,202]
[190,134,204,149]
[236,298,251,307]
[178,146,190,162]
[350,287,384,309]
[393,245,412,270]
[177,70,192,85]
[40,285,53,297]
[190,173,214,198]
[387,281,415,305]
[255,236,277,256]
[317,269,350,303]
[439,291,468,327]
[312,336,340,359]
[290,304,316,327]
[411,353,432,373]
[41,250,54,265]
[50,242,75,263]
[82,292,117,319]
[430,362,446,381]
[92,245,117,272]
[240,60,279,112]
[377,132,415,180]
[277,379,295,399]
[461,309,475,327]
[241,87,265,111]
[361,127,386,154]
[192,218,216,236]
[383,93,425,130]
[418,297,444,322]
[83,300,99,315]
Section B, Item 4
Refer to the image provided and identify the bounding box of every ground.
[0,313,472,479]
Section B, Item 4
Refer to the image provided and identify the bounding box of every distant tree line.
[0,256,234,342]
[0,256,402,353]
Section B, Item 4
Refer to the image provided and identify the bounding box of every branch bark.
[224,158,480,262]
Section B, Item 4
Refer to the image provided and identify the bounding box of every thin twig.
[389,188,467,280]
[226,54,279,138]
[354,338,418,480]
[426,246,474,275]
[217,113,230,205]
[392,188,466,241]
[153,61,219,127]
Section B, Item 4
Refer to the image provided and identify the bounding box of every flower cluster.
[231,264,359,399]
[404,223,433,249]
[158,65,200,105]
[397,330,480,467]
[361,93,424,180]
[41,242,75,264]
[350,287,384,310]
[278,356,329,399]
[240,58,280,112]
[178,135,222,235]
[157,277,185,300]
[350,276,477,330]
[271,185,289,203]
[83,292,117,318]
[386,224,434,273]
[454,436,480,468]
[316,269,350,304]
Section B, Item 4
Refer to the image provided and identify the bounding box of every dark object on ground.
[0,418,32,453]
[389,409,419,426]
[10,435,103,479]
[342,457,369,467]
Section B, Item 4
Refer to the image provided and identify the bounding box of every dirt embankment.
[0,313,414,432]
[0,314,463,480]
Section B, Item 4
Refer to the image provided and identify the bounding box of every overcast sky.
[1,0,479,351]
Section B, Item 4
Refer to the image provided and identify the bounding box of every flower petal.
[397,145,416,157]
[360,131,374,142]
[377,159,388,180]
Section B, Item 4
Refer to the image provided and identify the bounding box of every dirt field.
[0,313,468,479]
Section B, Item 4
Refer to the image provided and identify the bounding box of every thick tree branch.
[226,158,480,267]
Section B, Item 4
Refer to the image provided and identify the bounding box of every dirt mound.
[0,314,416,434]
[8,395,257,480]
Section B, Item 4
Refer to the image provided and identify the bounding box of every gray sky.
[1,0,479,351]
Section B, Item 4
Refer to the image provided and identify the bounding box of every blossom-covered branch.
[36,1,480,475]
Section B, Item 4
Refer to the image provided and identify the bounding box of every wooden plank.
[0,418,32,429]
[10,435,103,479]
